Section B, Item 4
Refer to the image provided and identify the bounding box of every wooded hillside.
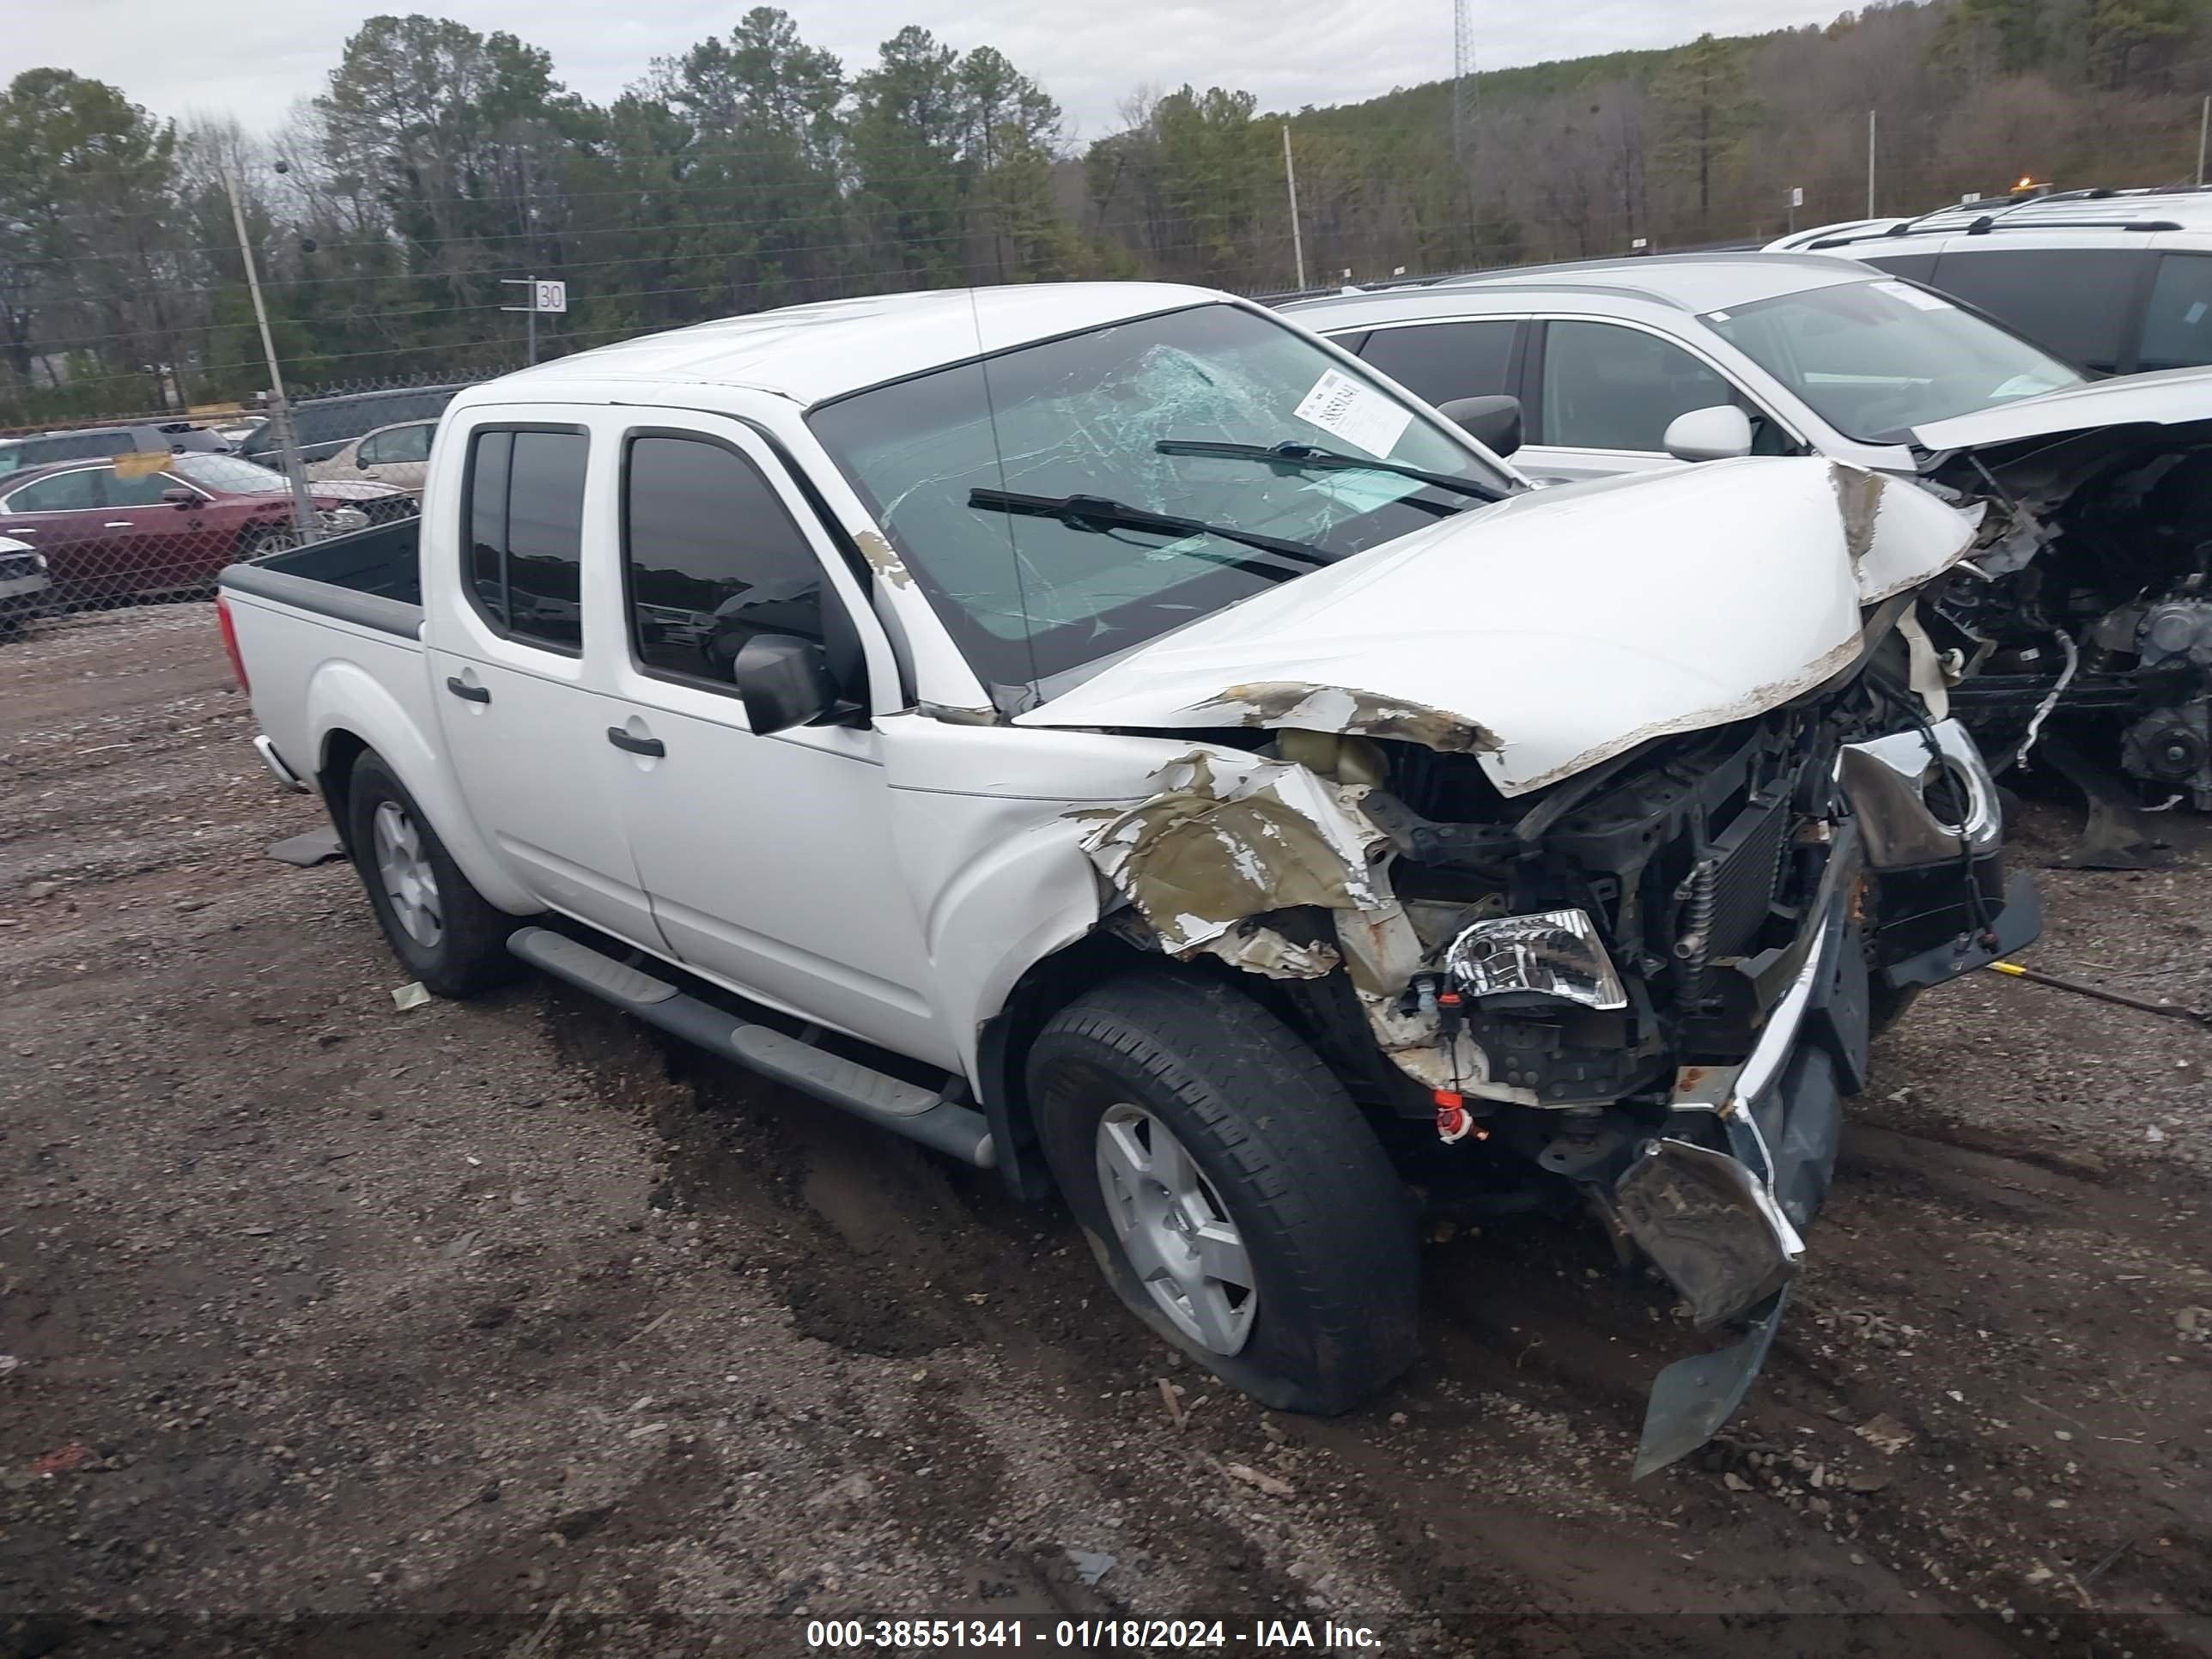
[3,0,2207,422]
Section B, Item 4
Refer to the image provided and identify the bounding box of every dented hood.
[1013,458,1974,797]
[1911,364,2212,453]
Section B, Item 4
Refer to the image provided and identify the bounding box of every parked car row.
[0,453,411,610]
[0,386,457,629]
[1290,232,2212,860]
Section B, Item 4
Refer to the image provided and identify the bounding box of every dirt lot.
[3,605,2209,1659]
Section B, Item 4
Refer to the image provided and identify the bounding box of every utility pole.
[1866,109,1878,219]
[2197,94,2209,188]
[1281,125,1308,292]
[222,162,319,545]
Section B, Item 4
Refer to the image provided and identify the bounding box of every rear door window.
[1536,320,1741,452]
[5,470,103,512]
[1355,319,1520,408]
[463,428,588,650]
[2137,252,2212,371]
[1927,247,2147,372]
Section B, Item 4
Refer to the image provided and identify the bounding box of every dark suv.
[0,422,230,479]
[236,385,467,468]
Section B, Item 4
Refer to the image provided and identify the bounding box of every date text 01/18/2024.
[804,1619,1384,1650]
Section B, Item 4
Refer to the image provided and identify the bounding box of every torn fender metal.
[1073,749,1390,958]
[1014,458,1976,796]
[1073,747,1526,1099]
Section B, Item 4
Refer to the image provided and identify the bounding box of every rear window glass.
[464,428,587,650]
[1929,248,2147,371]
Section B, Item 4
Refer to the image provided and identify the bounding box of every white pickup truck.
[218,283,2039,1474]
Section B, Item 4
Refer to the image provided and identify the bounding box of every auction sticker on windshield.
[1293,368,1413,458]
[1873,279,1953,312]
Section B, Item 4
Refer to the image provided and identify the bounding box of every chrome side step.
[507,927,995,1169]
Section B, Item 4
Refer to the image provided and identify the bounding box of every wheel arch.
[303,662,536,915]
[974,927,1161,1204]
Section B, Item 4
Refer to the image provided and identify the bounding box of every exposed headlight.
[1443,908,1628,1011]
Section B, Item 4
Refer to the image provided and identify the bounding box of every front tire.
[1027,972,1420,1414]
[346,750,520,998]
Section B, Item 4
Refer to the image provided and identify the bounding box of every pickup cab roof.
[475,283,1225,412]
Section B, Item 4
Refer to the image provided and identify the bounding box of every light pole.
[221,161,319,544]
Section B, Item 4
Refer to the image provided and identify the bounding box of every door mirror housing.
[1662,404,1754,463]
[731,633,840,734]
[1435,394,1523,459]
[161,487,196,509]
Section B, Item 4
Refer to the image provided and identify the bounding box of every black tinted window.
[1540,321,1738,451]
[1858,252,1939,283]
[466,431,511,626]
[1929,248,2145,371]
[1357,319,1517,407]
[623,436,823,685]
[2139,253,2212,371]
[465,428,586,648]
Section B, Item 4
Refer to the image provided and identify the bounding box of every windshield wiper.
[967,489,1332,580]
[1154,438,1509,502]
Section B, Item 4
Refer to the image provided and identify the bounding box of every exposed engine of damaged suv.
[1929,427,2212,826]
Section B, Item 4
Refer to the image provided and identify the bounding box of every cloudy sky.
[9,0,1854,140]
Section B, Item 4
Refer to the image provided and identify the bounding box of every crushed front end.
[1077,661,2038,1475]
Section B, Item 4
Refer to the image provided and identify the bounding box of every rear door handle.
[103,520,134,529]
[606,726,665,757]
[445,675,490,703]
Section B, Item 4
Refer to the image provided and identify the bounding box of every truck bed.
[217,516,423,640]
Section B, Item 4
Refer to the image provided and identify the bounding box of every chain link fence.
[0,373,516,636]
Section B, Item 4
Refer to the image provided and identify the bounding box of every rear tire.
[346,750,520,999]
[1027,971,1420,1414]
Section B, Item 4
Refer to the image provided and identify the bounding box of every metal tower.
[1452,0,1475,158]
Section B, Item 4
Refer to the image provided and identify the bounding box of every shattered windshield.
[1704,279,2083,444]
[806,302,1515,691]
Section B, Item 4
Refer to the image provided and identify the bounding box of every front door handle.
[445,675,490,703]
[103,520,134,529]
[606,726,665,757]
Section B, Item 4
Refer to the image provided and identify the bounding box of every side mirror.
[161,487,195,509]
[1436,394,1523,459]
[731,633,839,734]
[1662,404,1754,463]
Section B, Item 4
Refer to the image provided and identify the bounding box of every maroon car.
[0,453,411,606]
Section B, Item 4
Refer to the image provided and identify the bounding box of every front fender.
[918,811,1107,1082]
[306,658,538,916]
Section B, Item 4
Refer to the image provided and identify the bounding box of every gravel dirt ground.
[2,606,2208,1659]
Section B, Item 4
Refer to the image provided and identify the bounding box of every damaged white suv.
[217,283,2038,1474]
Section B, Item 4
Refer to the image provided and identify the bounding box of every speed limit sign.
[534,280,568,313]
